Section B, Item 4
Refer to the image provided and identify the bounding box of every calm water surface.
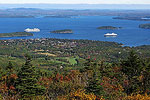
[0,16,150,46]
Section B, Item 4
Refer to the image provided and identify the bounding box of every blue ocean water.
[0,16,150,46]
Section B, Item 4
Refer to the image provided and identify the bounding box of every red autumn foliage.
[10,85,15,90]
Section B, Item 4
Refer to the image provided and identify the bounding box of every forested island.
[51,29,73,33]
[139,23,150,29]
[0,32,33,37]
[97,26,122,30]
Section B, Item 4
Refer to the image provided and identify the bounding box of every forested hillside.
[0,38,150,100]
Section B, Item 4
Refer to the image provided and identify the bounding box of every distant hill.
[6,8,43,11]
[9,8,41,10]
[1,7,150,19]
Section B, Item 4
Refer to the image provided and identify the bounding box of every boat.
[104,33,117,37]
[24,28,40,32]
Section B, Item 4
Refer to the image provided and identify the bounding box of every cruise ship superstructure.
[104,33,117,37]
[24,28,40,32]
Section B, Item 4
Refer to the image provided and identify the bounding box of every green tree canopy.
[16,54,45,98]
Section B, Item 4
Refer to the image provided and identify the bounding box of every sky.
[0,0,150,4]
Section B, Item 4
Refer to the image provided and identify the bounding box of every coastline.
[0,37,149,47]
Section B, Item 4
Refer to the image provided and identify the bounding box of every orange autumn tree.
[58,89,99,100]
[0,62,18,99]
[41,70,87,99]
[124,94,150,100]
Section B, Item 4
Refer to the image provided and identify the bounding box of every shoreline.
[0,37,149,47]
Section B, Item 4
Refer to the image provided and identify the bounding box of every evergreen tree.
[121,50,143,79]
[85,59,104,96]
[86,72,104,96]
[141,59,150,94]
[121,51,143,94]
[16,55,45,98]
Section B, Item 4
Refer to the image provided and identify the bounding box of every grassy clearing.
[34,49,45,52]
[66,57,77,65]
[37,53,57,57]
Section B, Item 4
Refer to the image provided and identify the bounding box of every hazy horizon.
[1,4,150,10]
[0,0,150,4]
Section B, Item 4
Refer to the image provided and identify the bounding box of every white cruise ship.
[104,33,117,37]
[24,28,40,32]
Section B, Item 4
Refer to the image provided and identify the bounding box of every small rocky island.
[139,23,150,29]
[97,26,122,30]
[51,29,73,33]
[0,32,33,37]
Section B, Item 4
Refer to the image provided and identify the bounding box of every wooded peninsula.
[139,23,150,29]
[0,32,33,37]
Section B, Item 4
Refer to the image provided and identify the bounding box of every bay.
[0,16,150,46]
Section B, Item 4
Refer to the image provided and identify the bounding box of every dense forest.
[0,38,150,100]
